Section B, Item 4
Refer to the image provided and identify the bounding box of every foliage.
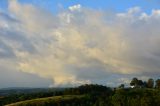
[1,78,160,106]
[155,79,160,88]
[147,78,154,88]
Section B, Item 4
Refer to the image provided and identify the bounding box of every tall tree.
[156,79,160,88]
[118,84,125,89]
[143,81,147,88]
[130,78,139,87]
[147,78,154,88]
[130,78,145,88]
[138,80,144,87]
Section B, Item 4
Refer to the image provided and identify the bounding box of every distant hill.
[0,88,65,96]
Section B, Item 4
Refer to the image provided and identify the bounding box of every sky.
[0,0,160,88]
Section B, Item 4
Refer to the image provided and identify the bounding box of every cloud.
[68,4,81,12]
[1,1,160,87]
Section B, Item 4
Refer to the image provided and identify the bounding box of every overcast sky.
[0,0,160,88]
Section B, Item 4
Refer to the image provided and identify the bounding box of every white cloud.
[69,4,81,12]
[1,1,160,87]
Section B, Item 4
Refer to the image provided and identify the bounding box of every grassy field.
[5,95,85,106]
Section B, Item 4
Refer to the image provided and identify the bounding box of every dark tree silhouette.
[155,79,160,88]
[130,77,139,87]
[147,78,154,88]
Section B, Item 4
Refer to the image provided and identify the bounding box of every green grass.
[5,95,85,106]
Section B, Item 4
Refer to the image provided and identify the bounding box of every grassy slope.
[5,95,85,106]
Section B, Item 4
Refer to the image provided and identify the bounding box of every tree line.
[1,77,160,106]
[128,77,160,88]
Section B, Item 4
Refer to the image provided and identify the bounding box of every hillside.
[1,80,160,106]
[5,95,86,106]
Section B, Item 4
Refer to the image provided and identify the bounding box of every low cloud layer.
[1,0,160,87]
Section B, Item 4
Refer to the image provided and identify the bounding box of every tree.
[138,80,144,88]
[118,84,125,89]
[143,81,148,88]
[130,78,139,87]
[155,79,160,88]
[130,78,145,88]
[147,78,154,88]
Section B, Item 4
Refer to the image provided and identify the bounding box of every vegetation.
[5,95,87,106]
[0,88,64,105]
[1,78,160,106]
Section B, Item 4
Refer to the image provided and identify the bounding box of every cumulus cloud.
[68,4,81,12]
[1,0,160,87]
